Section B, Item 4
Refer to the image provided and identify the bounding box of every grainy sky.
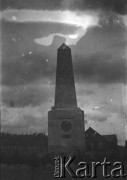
[0,0,127,145]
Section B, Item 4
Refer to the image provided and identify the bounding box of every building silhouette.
[85,127,118,156]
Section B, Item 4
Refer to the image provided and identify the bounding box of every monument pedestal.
[48,108,85,154]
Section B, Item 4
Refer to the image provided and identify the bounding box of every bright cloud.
[122,15,127,27]
[1,9,99,26]
[1,9,100,45]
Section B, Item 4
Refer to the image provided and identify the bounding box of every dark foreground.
[1,161,127,180]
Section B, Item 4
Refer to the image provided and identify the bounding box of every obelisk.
[55,43,77,109]
[48,43,85,154]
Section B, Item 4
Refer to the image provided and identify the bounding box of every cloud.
[2,83,54,107]
[0,0,61,10]
[98,103,125,118]
[2,52,55,86]
[2,114,47,134]
[2,38,126,91]
[1,0,127,15]
[87,111,110,122]
[74,53,127,84]
[122,15,127,26]
[1,9,99,46]
[2,51,126,91]
[1,104,49,133]
[2,9,99,25]
[1,20,77,63]
[84,120,88,124]
[84,90,95,96]
[74,0,127,15]
[1,19,126,95]
[76,85,95,96]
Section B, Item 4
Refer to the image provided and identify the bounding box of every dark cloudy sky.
[1,0,127,145]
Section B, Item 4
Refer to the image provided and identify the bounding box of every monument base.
[48,108,85,154]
